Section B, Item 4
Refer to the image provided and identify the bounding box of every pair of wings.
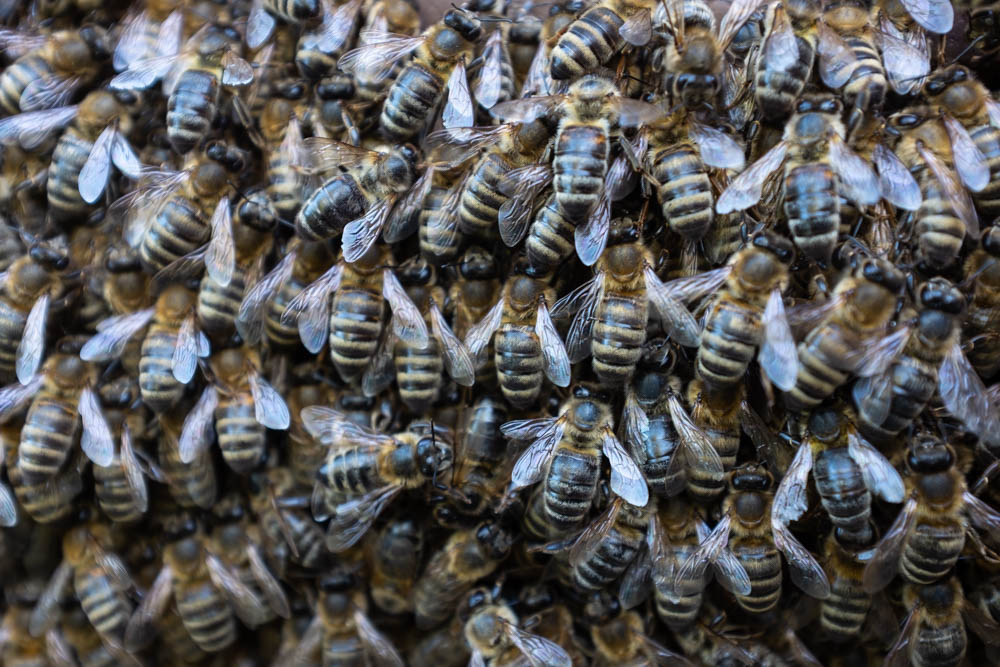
[467,615,572,667]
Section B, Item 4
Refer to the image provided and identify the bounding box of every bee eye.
[953,68,968,82]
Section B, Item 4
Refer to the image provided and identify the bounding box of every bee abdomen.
[821,575,870,641]
[324,639,367,667]
[329,287,383,380]
[783,163,839,264]
[912,621,966,667]
[755,36,814,121]
[696,300,761,396]
[653,145,714,241]
[915,173,965,270]
[863,356,937,441]
[553,125,608,222]
[655,581,702,630]
[0,56,54,115]
[787,331,853,411]
[459,153,511,237]
[167,69,220,155]
[735,546,782,613]
[592,293,647,386]
[159,440,217,509]
[139,328,185,412]
[215,396,266,474]
[19,398,79,483]
[324,447,381,498]
[140,197,210,274]
[0,301,28,384]
[265,278,308,347]
[971,124,1000,217]
[267,151,304,220]
[394,337,443,414]
[176,582,236,652]
[197,267,248,335]
[642,417,682,497]
[9,467,79,522]
[543,449,600,536]
[813,448,872,544]
[900,521,965,584]
[94,459,144,523]
[380,64,442,142]
[549,7,624,80]
[47,130,93,221]
[573,526,643,591]
[296,175,368,241]
[526,194,575,272]
[75,567,131,642]
[420,185,463,265]
[495,325,543,409]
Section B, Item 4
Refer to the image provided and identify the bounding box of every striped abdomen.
[267,147,305,221]
[459,153,512,238]
[911,620,966,667]
[687,401,738,502]
[175,580,236,652]
[642,413,682,498]
[733,541,782,613]
[323,446,382,502]
[696,298,761,398]
[271,508,325,569]
[813,448,872,544]
[94,457,144,523]
[328,286,383,381]
[840,36,886,112]
[592,289,647,386]
[265,275,311,347]
[652,143,713,241]
[541,447,600,536]
[215,395,266,474]
[10,466,79,522]
[47,128,94,222]
[158,439,216,509]
[571,514,645,591]
[0,55,56,115]
[295,175,367,241]
[754,34,815,121]
[74,565,131,644]
[965,284,1000,378]
[139,195,210,274]
[553,124,608,222]
[655,542,702,629]
[549,7,624,80]
[526,194,575,272]
[394,336,443,414]
[166,69,219,155]
[0,300,27,385]
[900,520,964,584]
[915,168,965,270]
[783,162,839,264]
[159,608,208,664]
[820,562,870,641]
[19,397,79,484]
[323,632,367,667]
[856,349,941,445]
[495,324,543,409]
[971,123,1000,218]
[197,264,249,335]
[786,323,856,411]
[139,325,185,413]
[380,64,442,141]
[419,184,463,265]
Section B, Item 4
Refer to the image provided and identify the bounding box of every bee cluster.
[2,0,1000,664]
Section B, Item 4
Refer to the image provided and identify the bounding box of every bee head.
[416,434,453,478]
[907,435,954,473]
[860,258,904,293]
[917,278,964,315]
[807,406,841,442]
[443,10,483,44]
[751,230,795,264]
[397,255,435,287]
[79,24,111,61]
[730,463,772,492]
[29,243,69,271]
[459,247,498,280]
[475,522,513,560]
[316,77,355,101]
[982,226,1000,257]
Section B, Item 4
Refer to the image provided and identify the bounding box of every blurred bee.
[347,0,422,106]
[157,404,218,510]
[0,582,46,667]
[862,435,1000,592]
[646,498,714,629]
[304,409,453,551]
[258,96,310,224]
[112,1,184,73]
[368,515,423,615]
[250,0,322,39]
[47,600,139,667]
[0,26,110,116]
[547,0,657,81]
[249,467,326,572]
[582,591,693,667]
[178,345,290,474]
[968,3,1000,61]
[338,8,482,141]
[81,285,209,414]
[885,577,1000,667]
[518,0,580,97]
[92,383,150,525]
[753,0,821,122]
[464,261,569,408]
[964,227,1000,379]
[284,382,334,489]
[460,585,571,666]
[818,531,879,643]
[773,405,905,549]
[623,362,686,499]
[413,521,513,630]
[291,0,366,80]
[469,24,517,117]
[3,427,81,524]
[505,384,648,541]
[447,247,501,388]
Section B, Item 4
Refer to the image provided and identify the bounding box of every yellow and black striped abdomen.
[571,522,645,591]
[0,55,56,115]
[175,579,236,652]
[549,7,625,80]
[553,124,608,222]
[215,394,266,474]
[783,162,839,264]
[322,445,382,502]
[0,299,27,385]
[197,264,249,335]
[94,457,144,523]
[265,275,310,347]
[754,34,814,121]
[459,153,512,238]
[820,565,870,641]
[971,123,1000,218]
[696,298,762,398]
[786,322,856,411]
[915,169,965,271]
[734,540,782,613]
[813,447,872,544]
[419,185,463,265]
[296,174,368,241]
[267,148,306,220]
[323,632,367,667]
[329,286,383,381]
[47,128,94,222]
[541,447,600,536]
[652,143,714,241]
[592,288,648,386]
[394,336,443,414]
[139,325,184,413]
[380,63,443,142]
[841,36,886,106]
[495,324,543,409]
[19,397,79,484]
[655,543,703,629]
[900,519,965,584]
[166,69,220,155]
[74,565,131,644]
[9,465,79,523]
[526,194,575,272]
[158,438,217,509]
[139,195,211,274]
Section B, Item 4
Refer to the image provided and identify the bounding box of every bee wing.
[247,544,290,618]
[503,620,573,667]
[667,393,723,474]
[963,491,1000,538]
[15,292,47,385]
[763,5,799,74]
[499,164,553,247]
[772,519,831,599]
[172,314,208,384]
[476,30,505,109]
[786,293,844,337]
[963,602,1000,647]
[943,115,990,192]
[286,264,342,354]
[301,406,391,448]
[120,424,148,514]
[712,538,752,597]
[246,0,277,49]
[0,375,43,420]
[362,326,397,397]
[114,9,152,70]
[221,50,254,87]
[675,514,732,595]
[338,32,424,81]
[426,125,510,163]
[206,196,235,288]
[876,17,929,95]
[79,387,114,468]
[0,476,15,526]
[343,200,393,263]
[385,164,434,243]
[603,429,649,507]
[852,373,895,428]
[110,54,179,90]
[619,521,656,608]
[383,269,429,347]
[236,251,298,344]
[154,10,184,59]
[690,123,745,171]
[491,95,564,123]
[29,560,73,637]
[304,136,379,172]
[566,498,623,567]
[644,266,701,348]
[718,0,765,49]
[79,124,115,204]
[716,142,787,213]
[816,22,857,90]
[502,416,559,440]
[205,553,270,627]
[317,0,363,53]
[0,28,46,56]
[848,431,905,503]
[443,60,475,130]
[355,611,405,667]
[623,386,650,456]
[939,341,997,439]
[873,143,921,211]
[511,420,565,489]
[0,105,78,150]
[771,440,813,525]
[521,41,554,98]
[179,386,218,464]
[884,603,919,667]
[608,133,647,202]
[430,300,475,387]
[562,277,603,364]
[464,297,504,359]
[829,133,881,207]
[863,495,916,593]
[44,628,78,667]
[249,370,291,430]
[900,0,953,33]
[663,266,732,304]
[469,650,487,667]
[620,7,653,46]
[615,98,665,128]
[917,143,978,235]
[112,132,143,181]
[21,74,82,111]
[536,300,571,388]
[325,484,403,552]
[759,288,798,391]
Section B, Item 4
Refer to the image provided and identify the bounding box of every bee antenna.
[949,34,986,65]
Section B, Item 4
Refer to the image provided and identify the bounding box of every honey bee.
[461,585,572,666]
[547,0,657,81]
[583,591,692,667]
[505,384,648,541]
[304,409,453,551]
[112,1,184,73]
[448,248,502,388]
[92,388,150,525]
[464,262,569,408]
[291,0,366,79]
[0,26,110,116]
[339,9,482,141]
[753,0,822,122]
[47,600,140,667]
[469,25,517,116]
[413,521,513,630]
[818,531,879,643]
[862,435,1000,592]
[368,515,423,615]
[157,404,218,510]
[874,0,931,96]
[196,219,273,337]
[964,227,1000,379]
[0,582,48,667]
[519,0,580,97]
[413,166,468,266]
[177,345,290,474]
[623,362,685,499]
[346,0,422,106]
[249,467,326,572]
[3,427,82,524]
[773,405,905,548]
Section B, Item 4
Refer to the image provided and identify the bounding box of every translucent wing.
[848,431,905,503]
[504,620,573,667]
[429,299,475,386]
[45,628,77,667]
[443,60,474,130]
[863,495,916,592]
[667,393,724,474]
[21,74,81,111]
[675,515,731,594]
[283,263,342,353]
[79,387,114,467]
[247,544,290,618]
[691,123,745,170]
[939,342,995,439]
[236,251,298,344]
[713,539,753,597]
[475,30,505,109]
[816,22,857,89]
[608,133,647,201]
[362,327,397,398]
[603,429,649,507]
[988,98,1000,129]
[829,133,881,207]
[301,406,392,448]
[964,491,1000,538]
[16,293,47,384]
[943,115,989,193]
[511,420,565,489]
[426,125,510,164]
[662,267,732,304]
[79,124,115,204]
[338,32,424,82]
[465,298,504,359]
[249,370,291,430]
[852,372,896,428]
[205,554,270,627]
[623,386,650,455]
[490,95,564,123]
[559,275,603,363]
[0,375,43,420]
[120,424,147,513]
[918,143,978,235]
[499,164,552,247]
[112,132,143,180]
[717,0,765,50]
[0,478,15,527]
[884,604,918,667]
[317,0,363,53]
[772,441,813,525]
[29,561,74,637]
[763,5,799,74]
[342,200,392,262]
[877,16,929,95]
[716,142,787,213]
[383,269,429,347]
[470,650,487,667]
[0,105,78,150]
[521,40,552,98]
[615,98,665,128]
[172,314,207,384]
[0,28,46,57]
[305,137,379,172]
[620,8,652,46]
[114,10,152,70]
[502,417,559,440]
[566,499,623,566]
[644,266,701,348]
[206,196,235,288]
[325,484,402,552]
[246,0,276,49]
[355,609,405,666]
[384,164,433,243]
[221,50,254,87]
[759,288,797,391]
[179,386,218,464]
[900,0,953,33]
[536,300,570,387]
[772,519,831,599]
[874,143,921,211]
[110,54,178,90]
